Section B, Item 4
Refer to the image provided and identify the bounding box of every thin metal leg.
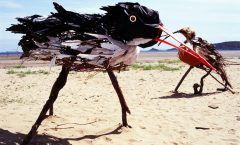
[107,70,130,127]
[174,66,194,92]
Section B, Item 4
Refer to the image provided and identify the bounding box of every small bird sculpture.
[174,27,232,94]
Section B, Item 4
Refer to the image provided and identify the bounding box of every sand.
[0,54,239,145]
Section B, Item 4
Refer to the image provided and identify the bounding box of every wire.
[158,30,179,46]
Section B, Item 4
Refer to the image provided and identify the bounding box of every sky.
[0,0,239,52]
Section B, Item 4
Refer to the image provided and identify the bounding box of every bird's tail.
[213,51,232,88]
[198,40,232,88]
[53,2,67,13]
[6,2,87,57]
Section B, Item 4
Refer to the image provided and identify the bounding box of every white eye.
[129,15,136,23]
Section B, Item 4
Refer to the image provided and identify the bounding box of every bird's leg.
[174,66,194,93]
[21,65,71,145]
[193,70,211,94]
[216,82,228,92]
[49,105,54,115]
[107,70,131,127]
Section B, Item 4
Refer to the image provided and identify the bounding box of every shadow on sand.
[0,128,70,145]
[64,125,122,141]
[0,125,123,145]
[151,91,222,100]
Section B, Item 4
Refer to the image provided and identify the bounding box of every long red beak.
[155,24,216,71]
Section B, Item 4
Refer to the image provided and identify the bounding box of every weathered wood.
[174,66,194,92]
[107,70,130,127]
[21,65,71,145]
[195,127,210,130]
[208,105,219,109]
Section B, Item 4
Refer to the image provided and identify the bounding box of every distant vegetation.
[6,69,49,77]
[11,65,26,69]
[158,59,181,64]
[131,59,182,71]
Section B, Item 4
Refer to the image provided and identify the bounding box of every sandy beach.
[0,52,239,145]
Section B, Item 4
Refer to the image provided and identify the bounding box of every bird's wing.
[6,2,125,67]
[193,37,232,88]
[6,2,105,56]
[6,2,140,69]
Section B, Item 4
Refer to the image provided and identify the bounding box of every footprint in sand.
[178,131,188,138]
[105,137,112,141]
[128,138,138,143]
[228,129,236,135]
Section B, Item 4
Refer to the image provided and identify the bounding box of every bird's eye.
[129,15,136,23]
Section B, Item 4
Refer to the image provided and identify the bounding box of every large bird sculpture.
[7,2,162,144]
[7,2,161,69]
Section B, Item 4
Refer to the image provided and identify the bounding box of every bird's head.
[177,27,196,40]
[101,2,162,48]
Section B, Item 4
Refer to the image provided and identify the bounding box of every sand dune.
[0,57,239,145]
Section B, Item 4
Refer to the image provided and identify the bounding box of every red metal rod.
[157,25,217,71]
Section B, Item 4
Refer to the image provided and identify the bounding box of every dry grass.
[131,59,182,71]
[6,69,49,77]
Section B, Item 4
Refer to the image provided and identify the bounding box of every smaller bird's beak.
[173,30,180,34]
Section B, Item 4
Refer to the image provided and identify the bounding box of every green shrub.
[12,65,26,69]
[131,63,181,71]
[6,69,49,77]
[6,70,17,74]
[158,59,181,64]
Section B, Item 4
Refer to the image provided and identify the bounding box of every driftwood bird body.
[7,2,162,144]
[174,27,232,94]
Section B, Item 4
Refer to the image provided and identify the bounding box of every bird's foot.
[216,87,227,92]
[171,90,179,94]
[121,124,132,128]
[193,83,202,95]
